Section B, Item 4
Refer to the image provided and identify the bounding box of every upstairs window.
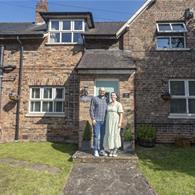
[49,20,84,44]
[157,23,187,33]
[156,22,187,49]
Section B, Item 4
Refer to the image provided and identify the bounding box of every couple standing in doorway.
[89,87,123,157]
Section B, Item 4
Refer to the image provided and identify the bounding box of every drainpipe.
[15,36,24,141]
[0,45,4,129]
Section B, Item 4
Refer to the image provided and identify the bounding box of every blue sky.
[0,0,145,22]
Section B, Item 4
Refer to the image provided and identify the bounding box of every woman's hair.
[111,92,117,97]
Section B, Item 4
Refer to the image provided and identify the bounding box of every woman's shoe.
[109,151,113,157]
[112,149,118,157]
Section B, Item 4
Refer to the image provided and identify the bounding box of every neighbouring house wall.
[0,37,82,143]
[123,0,195,143]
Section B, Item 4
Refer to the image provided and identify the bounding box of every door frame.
[94,79,119,96]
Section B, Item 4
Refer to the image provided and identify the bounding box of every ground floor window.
[29,87,65,113]
[169,80,195,115]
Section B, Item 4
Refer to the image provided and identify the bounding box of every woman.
[103,92,123,157]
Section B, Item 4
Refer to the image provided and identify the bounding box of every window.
[156,22,187,50]
[156,36,185,49]
[29,87,65,114]
[157,23,187,33]
[49,20,84,44]
[169,80,195,115]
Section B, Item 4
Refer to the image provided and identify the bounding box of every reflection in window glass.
[54,102,64,112]
[63,21,71,30]
[158,24,171,31]
[50,33,60,43]
[73,33,83,44]
[189,81,195,96]
[189,99,195,114]
[56,88,64,99]
[51,21,59,30]
[44,88,52,99]
[62,33,72,43]
[170,81,185,96]
[31,88,40,99]
[74,21,83,30]
[157,37,170,48]
[170,99,186,113]
[172,24,186,32]
[171,37,184,48]
[31,102,41,112]
[43,102,53,112]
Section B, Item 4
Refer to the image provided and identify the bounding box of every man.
[90,87,108,157]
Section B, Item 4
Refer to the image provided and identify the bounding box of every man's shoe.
[94,150,99,157]
[99,150,108,156]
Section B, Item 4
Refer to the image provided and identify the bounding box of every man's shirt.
[89,96,107,122]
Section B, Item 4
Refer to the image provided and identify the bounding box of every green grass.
[137,145,195,195]
[0,142,77,195]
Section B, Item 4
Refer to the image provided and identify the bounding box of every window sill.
[25,113,66,118]
[45,43,83,46]
[168,114,195,119]
[156,48,191,52]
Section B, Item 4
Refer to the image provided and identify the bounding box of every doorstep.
[72,150,138,164]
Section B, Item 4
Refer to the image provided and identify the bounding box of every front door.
[95,80,119,102]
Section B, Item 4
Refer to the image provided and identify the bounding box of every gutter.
[15,36,24,141]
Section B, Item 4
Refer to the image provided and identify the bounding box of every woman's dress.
[103,101,123,150]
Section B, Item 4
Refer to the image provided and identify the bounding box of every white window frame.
[156,36,186,50]
[29,87,65,115]
[48,19,85,44]
[156,22,187,33]
[168,79,195,118]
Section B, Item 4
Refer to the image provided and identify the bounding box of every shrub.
[82,121,92,141]
[137,124,156,140]
[124,127,133,142]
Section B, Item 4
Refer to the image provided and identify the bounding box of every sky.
[0,0,145,22]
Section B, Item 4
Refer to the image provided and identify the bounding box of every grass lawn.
[0,142,77,195]
[137,144,195,195]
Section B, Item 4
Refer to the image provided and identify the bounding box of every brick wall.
[0,38,82,143]
[123,0,195,143]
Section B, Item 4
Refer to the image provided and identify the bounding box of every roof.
[77,49,135,70]
[40,12,94,28]
[0,22,46,37]
[116,0,156,37]
[84,22,125,36]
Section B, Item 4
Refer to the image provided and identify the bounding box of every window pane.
[170,99,186,113]
[158,24,171,31]
[74,21,83,30]
[172,23,186,32]
[73,33,83,43]
[170,81,185,95]
[42,102,53,112]
[156,37,170,49]
[56,88,64,99]
[63,21,71,30]
[31,102,41,112]
[44,88,52,99]
[189,99,195,114]
[50,33,60,43]
[62,33,72,43]
[51,21,59,30]
[189,81,195,96]
[31,88,40,99]
[171,37,184,48]
[54,101,64,112]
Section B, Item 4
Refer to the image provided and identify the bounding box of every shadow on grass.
[51,142,78,162]
[136,144,195,177]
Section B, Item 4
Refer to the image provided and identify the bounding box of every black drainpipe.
[0,45,4,128]
[15,36,24,141]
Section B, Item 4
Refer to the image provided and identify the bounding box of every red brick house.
[0,0,195,147]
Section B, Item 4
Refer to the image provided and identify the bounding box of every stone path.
[0,158,60,175]
[63,152,156,195]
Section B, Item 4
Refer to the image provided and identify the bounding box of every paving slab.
[64,151,156,195]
